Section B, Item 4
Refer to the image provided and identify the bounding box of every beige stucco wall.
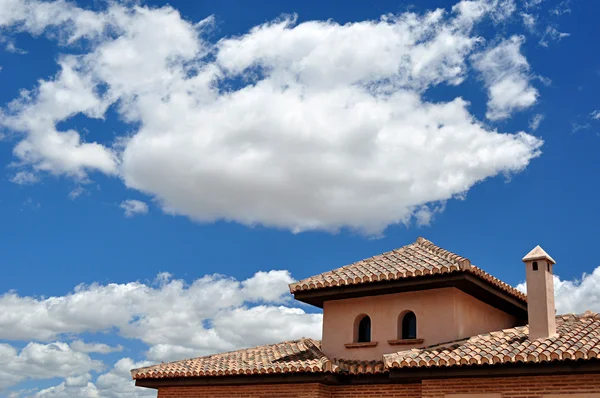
[321,287,517,361]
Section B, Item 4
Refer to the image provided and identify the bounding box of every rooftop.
[131,312,600,380]
[289,237,526,303]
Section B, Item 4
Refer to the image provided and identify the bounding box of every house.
[131,237,600,397]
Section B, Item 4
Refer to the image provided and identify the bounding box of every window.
[532,261,538,271]
[357,315,371,343]
[401,311,417,339]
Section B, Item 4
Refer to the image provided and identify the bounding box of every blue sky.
[1,0,599,396]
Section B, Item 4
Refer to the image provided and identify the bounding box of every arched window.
[356,315,371,343]
[401,311,417,340]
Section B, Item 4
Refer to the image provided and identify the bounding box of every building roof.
[384,311,600,369]
[289,237,526,302]
[131,338,331,379]
[522,245,556,264]
[132,312,600,380]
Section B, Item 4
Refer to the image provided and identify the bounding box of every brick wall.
[330,384,421,397]
[156,383,331,398]
[421,374,600,397]
[154,374,600,398]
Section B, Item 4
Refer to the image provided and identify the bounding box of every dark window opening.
[547,263,551,272]
[532,261,538,271]
[401,311,417,340]
[357,316,371,343]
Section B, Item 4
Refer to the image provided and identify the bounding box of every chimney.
[522,245,557,340]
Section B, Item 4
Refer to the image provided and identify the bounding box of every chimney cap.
[522,245,556,264]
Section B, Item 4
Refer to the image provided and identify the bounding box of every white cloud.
[529,113,544,131]
[32,359,156,398]
[414,202,446,227]
[69,341,123,354]
[68,186,86,200]
[0,342,103,391]
[33,373,99,398]
[3,56,118,178]
[94,359,154,398]
[472,36,538,120]
[0,0,108,40]
[10,171,39,185]
[521,13,536,31]
[0,270,322,395]
[0,270,322,362]
[119,200,148,217]
[0,0,543,234]
[590,110,600,120]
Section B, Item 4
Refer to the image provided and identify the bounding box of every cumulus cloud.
[472,36,538,120]
[0,270,321,358]
[32,359,155,398]
[0,0,543,234]
[119,200,148,217]
[590,110,600,120]
[0,342,103,391]
[0,270,321,395]
[34,374,100,398]
[0,0,108,40]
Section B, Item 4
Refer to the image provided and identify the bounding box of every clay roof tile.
[289,237,526,301]
[383,312,600,370]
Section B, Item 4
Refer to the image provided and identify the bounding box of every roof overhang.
[388,359,600,381]
[134,373,337,389]
[135,359,600,389]
[293,271,528,321]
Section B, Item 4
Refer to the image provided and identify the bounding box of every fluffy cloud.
[0,0,543,234]
[472,36,538,120]
[590,110,600,120]
[33,359,155,398]
[0,342,103,390]
[0,270,321,357]
[0,270,321,395]
[119,200,148,217]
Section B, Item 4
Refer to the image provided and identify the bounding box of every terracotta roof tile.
[332,359,387,375]
[131,338,330,379]
[289,237,526,302]
[384,311,600,369]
